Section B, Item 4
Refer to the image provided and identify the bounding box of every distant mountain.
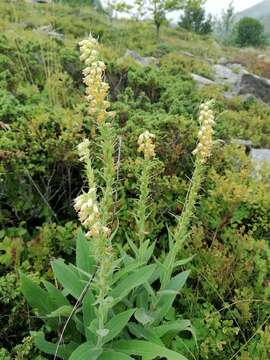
[236,0,270,32]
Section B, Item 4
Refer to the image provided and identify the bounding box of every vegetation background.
[0,0,270,359]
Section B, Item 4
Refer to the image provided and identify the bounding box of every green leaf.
[83,289,96,341]
[43,281,70,308]
[98,351,133,359]
[110,264,156,305]
[103,309,135,344]
[69,343,102,360]
[134,308,153,325]
[112,260,141,285]
[128,323,163,345]
[153,271,190,324]
[113,340,189,360]
[76,228,96,276]
[125,233,138,257]
[33,331,76,360]
[52,259,85,299]
[153,320,192,338]
[20,273,54,315]
[174,255,195,268]
[47,305,73,318]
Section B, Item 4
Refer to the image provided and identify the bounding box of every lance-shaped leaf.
[52,259,85,299]
[110,264,156,305]
[102,309,135,344]
[113,340,189,360]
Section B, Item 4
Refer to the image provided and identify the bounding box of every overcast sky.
[205,0,262,16]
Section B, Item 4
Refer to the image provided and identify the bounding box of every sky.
[205,0,263,16]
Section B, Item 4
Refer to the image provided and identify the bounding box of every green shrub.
[234,17,267,47]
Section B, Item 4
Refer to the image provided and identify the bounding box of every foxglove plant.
[21,34,215,360]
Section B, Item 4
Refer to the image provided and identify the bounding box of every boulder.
[232,139,253,153]
[213,64,244,88]
[250,149,270,165]
[250,149,270,176]
[218,57,229,65]
[123,49,157,67]
[191,73,214,87]
[193,61,270,103]
[238,73,270,103]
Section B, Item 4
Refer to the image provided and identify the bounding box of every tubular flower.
[74,188,101,238]
[193,101,215,163]
[77,138,90,163]
[138,131,156,160]
[79,35,113,123]
[74,188,111,239]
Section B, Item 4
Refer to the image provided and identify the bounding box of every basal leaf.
[47,305,73,318]
[20,273,54,315]
[43,281,70,308]
[153,320,192,338]
[69,343,102,360]
[110,264,156,305]
[33,331,76,360]
[98,350,133,359]
[82,289,96,341]
[113,340,189,360]
[153,271,190,324]
[76,228,96,276]
[103,309,135,344]
[128,323,163,345]
[52,259,85,299]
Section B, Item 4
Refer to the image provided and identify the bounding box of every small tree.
[235,17,266,47]
[179,0,212,35]
[122,0,186,38]
[223,1,235,36]
[214,1,235,44]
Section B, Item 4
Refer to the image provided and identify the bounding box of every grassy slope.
[1,1,270,360]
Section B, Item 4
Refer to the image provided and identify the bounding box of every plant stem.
[161,158,204,289]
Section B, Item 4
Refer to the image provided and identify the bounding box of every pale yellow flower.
[79,34,113,124]
[138,131,156,160]
[193,101,215,163]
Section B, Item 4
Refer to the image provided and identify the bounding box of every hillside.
[1,1,270,360]
[237,0,270,32]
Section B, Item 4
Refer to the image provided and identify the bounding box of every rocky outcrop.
[238,73,270,103]
[192,62,270,103]
[231,140,270,173]
[191,73,214,87]
[123,50,158,67]
[213,64,244,88]
[250,149,270,168]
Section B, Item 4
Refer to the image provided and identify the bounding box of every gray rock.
[250,149,270,164]
[213,64,244,88]
[232,139,253,150]
[218,57,229,65]
[250,149,270,177]
[191,73,214,87]
[238,73,270,103]
[124,49,157,67]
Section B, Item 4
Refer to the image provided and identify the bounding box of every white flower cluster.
[193,101,215,162]
[77,138,90,163]
[79,35,112,123]
[74,189,110,239]
[138,131,156,160]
